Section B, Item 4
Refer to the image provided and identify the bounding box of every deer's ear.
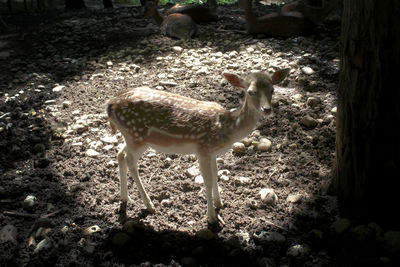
[271,68,290,85]
[223,73,246,88]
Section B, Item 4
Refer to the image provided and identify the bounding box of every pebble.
[301,66,314,75]
[286,193,303,203]
[101,135,118,144]
[34,238,52,253]
[253,231,286,244]
[238,176,251,184]
[194,175,204,184]
[172,46,183,53]
[84,225,101,235]
[257,138,272,152]
[300,115,318,128]
[0,224,18,245]
[62,101,72,108]
[23,195,37,210]
[52,85,65,92]
[291,93,303,102]
[241,137,252,147]
[331,106,337,114]
[287,243,311,257]
[259,188,278,206]
[186,165,200,178]
[306,96,322,108]
[86,149,100,157]
[232,142,246,154]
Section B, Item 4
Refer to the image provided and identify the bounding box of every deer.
[145,0,197,40]
[238,0,314,37]
[165,0,218,23]
[106,69,290,224]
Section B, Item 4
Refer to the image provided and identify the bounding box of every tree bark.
[335,0,400,229]
[65,0,86,9]
[103,0,113,9]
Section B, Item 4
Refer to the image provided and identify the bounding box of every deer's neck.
[222,95,261,143]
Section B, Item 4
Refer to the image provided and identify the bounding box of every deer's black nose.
[262,107,272,114]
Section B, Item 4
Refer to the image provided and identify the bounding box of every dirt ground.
[1,3,398,267]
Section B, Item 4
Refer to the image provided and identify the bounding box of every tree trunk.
[103,0,113,9]
[335,0,400,229]
[65,0,86,9]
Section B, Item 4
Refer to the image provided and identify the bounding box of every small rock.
[23,195,37,210]
[331,106,337,114]
[161,199,172,207]
[220,175,229,181]
[238,176,251,184]
[300,115,318,128]
[194,175,203,184]
[172,46,183,53]
[52,85,65,92]
[287,244,311,257]
[84,225,101,235]
[0,225,18,244]
[106,61,113,67]
[286,193,303,203]
[253,231,286,244]
[259,188,278,206]
[257,138,272,152]
[351,224,374,242]
[159,80,178,87]
[101,135,118,144]
[301,66,314,75]
[241,137,252,147]
[186,165,200,178]
[291,93,303,102]
[62,101,72,108]
[86,149,100,157]
[232,142,246,155]
[35,227,52,239]
[330,218,351,234]
[306,96,322,108]
[34,238,52,253]
[218,169,230,177]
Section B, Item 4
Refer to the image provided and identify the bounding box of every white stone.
[195,175,204,184]
[301,66,314,75]
[232,142,246,154]
[101,135,118,144]
[84,225,101,235]
[172,46,183,53]
[86,149,100,157]
[52,85,65,92]
[186,165,200,178]
[257,138,272,151]
[259,188,278,206]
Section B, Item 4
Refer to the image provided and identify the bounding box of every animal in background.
[145,0,197,40]
[165,0,218,23]
[239,0,315,37]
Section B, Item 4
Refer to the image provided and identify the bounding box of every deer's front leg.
[199,154,218,224]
